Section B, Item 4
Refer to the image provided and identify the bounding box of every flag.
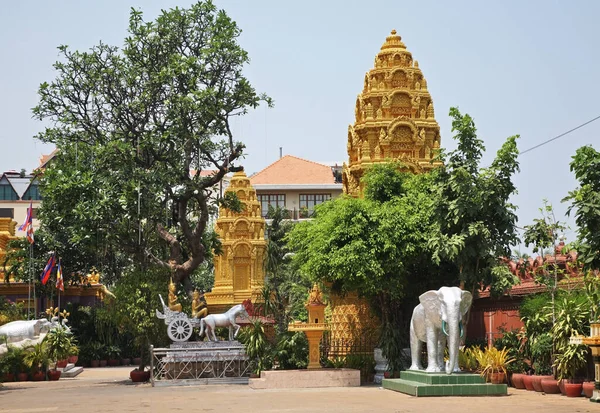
[56,259,64,292]
[18,202,34,244]
[41,254,56,285]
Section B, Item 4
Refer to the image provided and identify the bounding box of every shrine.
[332,30,443,348]
[343,30,441,197]
[205,170,267,314]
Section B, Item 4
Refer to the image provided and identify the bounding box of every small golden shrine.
[342,30,442,197]
[288,284,328,369]
[205,170,267,313]
[0,218,18,283]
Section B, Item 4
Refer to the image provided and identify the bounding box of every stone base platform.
[249,368,360,389]
[60,363,84,378]
[382,370,507,397]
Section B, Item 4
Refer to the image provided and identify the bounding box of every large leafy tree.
[287,165,457,370]
[32,2,271,289]
[429,107,521,296]
[565,145,600,271]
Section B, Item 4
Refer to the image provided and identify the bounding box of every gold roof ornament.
[307,283,325,306]
[343,29,442,197]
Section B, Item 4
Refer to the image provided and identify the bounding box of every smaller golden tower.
[289,284,328,369]
[205,170,267,313]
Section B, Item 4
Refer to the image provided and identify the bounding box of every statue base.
[248,368,360,389]
[383,370,507,397]
[150,340,250,386]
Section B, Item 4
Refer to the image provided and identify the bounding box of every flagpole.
[27,242,31,320]
[32,242,36,319]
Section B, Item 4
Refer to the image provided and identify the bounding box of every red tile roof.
[250,155,335,185]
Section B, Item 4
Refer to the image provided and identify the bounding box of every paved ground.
[0,367,597,413]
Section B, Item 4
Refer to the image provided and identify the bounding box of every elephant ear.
[460,291,473,318]
[419,290,442,325]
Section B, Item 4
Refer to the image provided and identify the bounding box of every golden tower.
[343,30,441,196]
[205,170,267,313]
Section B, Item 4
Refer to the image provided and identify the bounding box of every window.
[299,194,331,216]
[0,184,17,201]
[0,208,14,218]
[22,184,42,201]
[257,194,285,217]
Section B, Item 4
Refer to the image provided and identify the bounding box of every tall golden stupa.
[343,30,441,196]
[205,170,267,313]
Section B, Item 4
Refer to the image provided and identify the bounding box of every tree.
[32,1,271,290]
[429,107,521,297]
[287,165,456,371]
[565,145,600,272]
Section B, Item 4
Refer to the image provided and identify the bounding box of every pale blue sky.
[1,1,599,250]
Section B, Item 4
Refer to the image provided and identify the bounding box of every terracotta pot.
[3,373,15,382]
[511,373,526,389]
[47,370,61,381]
[130,369,150,383]
[564,381,583,397]
[558,379,566,395]
[108,359,120,367]
[56,359,68,368]
[121,358,131,366]
[17,372,29,382]
[99,360,107,367]
[489,372,506,384]
[532,375,553,392]
[31,371,46,381]
[68,356,78,364]
[583,381,595,398]
[523,375,535,391]
[541,378,561,394]
[90,360,100,368]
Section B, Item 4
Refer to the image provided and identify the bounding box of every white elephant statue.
[0,319,54,343]
[409,286,472,375]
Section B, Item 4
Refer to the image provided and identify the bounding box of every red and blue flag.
[41,254,56,285]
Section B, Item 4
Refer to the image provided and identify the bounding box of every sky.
[1,0,599,251]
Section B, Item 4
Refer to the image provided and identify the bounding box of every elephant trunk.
[445,321,460,375]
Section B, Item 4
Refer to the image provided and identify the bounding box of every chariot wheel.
[168,318,193,342]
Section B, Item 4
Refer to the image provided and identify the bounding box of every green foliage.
[554,344,588,380]
[113,267,169,370]
[363,163,407,203]
[430,107,520,295]
[32,1,271,287]
[530,333,553,375]
[565,145,600,271]
[44,327,73,369]
[493,328,527,374]
[24,343,50,373]
[584,271,600,321]
[238,319,272,374]
[274,331,308,370]
[0,297,26,325]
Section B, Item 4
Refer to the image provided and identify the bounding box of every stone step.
[400,370,486,385]
[383,378,507,397]
[61,366,84,378]
[61,363,75,373]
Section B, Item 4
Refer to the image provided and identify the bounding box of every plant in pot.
[530,333,553,392]
[107,345,121,366]
[555,343,588,397]
[478,347,515,384]
[113,268,169,383]
[494,328,527,388]
[68,343,79,365]
[24,342,49,381]
[44,326,73,380]
[238,318,273,377]
[12,347,29,381]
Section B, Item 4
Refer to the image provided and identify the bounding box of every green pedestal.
[382,370,507,397]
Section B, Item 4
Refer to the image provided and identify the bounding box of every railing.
[263,208,316,220]
[320,333,378,383]
[150,343,250,387]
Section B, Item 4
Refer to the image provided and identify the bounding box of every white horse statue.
[199,300,253,341]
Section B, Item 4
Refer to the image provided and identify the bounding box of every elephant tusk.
[459,321,464,338]
[442,320,449,336]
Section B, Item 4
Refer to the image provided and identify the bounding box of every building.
[0,170,42,238]
[249,155,343,219]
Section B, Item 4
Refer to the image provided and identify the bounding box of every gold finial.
[391,29,397,35]
[307,283,325,306]
[381,29,405,50]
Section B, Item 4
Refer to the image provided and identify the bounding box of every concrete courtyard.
[0,367,597,413]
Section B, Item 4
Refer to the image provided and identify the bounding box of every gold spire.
[342,30,442,196]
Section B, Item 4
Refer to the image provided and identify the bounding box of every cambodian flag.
[41,254,56,285]
[56,260,64,292]
[18,202,34,244]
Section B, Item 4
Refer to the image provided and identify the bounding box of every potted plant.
[13,347,29,381]
[24,343,49,381]
[44,326,73,380]
[530,333,553,392]
[238,318,273,377]
[107,345,121,366]
[68,343,79,365]
[478,347,514,384]
[555,343,588,397]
